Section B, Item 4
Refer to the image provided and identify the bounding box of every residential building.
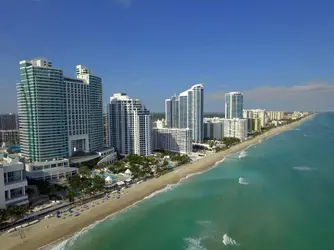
[0,156,29,209]
[17,58,104,164]
[178,84,204,142]
[18,58,67,162]
[266,111,285,121]
[243,109,266,127]
[0,130,19,145]
[76,65,104,152]
[223,118,248,140]
[0,113,18,130]
[107,93,152,156]
[204,118,224,140]
[247,118,262,132]
[153,128,192,154]
[165,95,179,128]
[225,92,243,119]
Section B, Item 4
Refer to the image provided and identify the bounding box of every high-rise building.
[223,118,248,140]
[107,93,152,156]
[0,130,19,145]
[76,65,104,152]
[178,84,204,142]
[247,118,262,132]
[225,92,243,119]
[243,109,266,128]
[153,128,192,154]
[0,113,18,130]
[204,118,224,140]
[17,58,104,162]
[266,111,285,121]
[165,95,179,128]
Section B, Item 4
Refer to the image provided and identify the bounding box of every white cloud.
[207,82,334,111]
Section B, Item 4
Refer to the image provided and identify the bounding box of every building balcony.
[5,194,29,207]
[4,179,28,191]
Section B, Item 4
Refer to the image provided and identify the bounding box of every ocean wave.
[222,233,240,246]
[143,184,177,200]
[48,158,225,250]
[293,166,315,171]
[238,150,248,159]
[184,236,208,250]
[238,177,248,185]
[196,220,212,226]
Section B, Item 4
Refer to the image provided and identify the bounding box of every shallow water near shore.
[53,113,334,250]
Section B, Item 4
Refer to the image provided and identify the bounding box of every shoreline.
[0,115,315,250]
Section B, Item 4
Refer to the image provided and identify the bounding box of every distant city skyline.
[1,1,334,112]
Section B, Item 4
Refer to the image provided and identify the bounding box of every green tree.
[68,174,81,191]
[79,166,91,177]
[6,205,28,221]
[0,209,9,223]
[66,188,75,202]
[92,176,105,193]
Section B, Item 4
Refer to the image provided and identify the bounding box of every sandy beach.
[0,115,314,250]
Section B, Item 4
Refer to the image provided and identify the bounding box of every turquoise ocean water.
[54,113,334,250]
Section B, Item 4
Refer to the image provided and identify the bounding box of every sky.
[0,0,334,112]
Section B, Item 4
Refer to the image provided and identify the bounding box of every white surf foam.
[196,220,212,226]
[184,236,208,250]
[222,233,240,246]
[238,150,248,159]
[48,159,226,250]
[238,177,248,185]
[293,166,315,171]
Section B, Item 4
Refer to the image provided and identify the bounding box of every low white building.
[153,128,192,154]
[25,158,78,182]
[0,156,29,209]
[153,119,165,129]
[223,118,248,140]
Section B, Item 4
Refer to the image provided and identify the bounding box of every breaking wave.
[222,233,240,246]
[238,151,248,159]
[238,177,248,185]
[196,220,213,226]
[293,166,315,171]
[184,236,208,250]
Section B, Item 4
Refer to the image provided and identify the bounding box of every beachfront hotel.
[107,93,153,156]
[0,153,28,209]
[17,58,106,179]
[225,92,243,119]
[153,127,192,154]
[223,118,248,140]
[165,84,204,143]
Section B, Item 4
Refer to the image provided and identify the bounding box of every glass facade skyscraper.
[165,84,204,143]
[17,58,104,162]
[225,92,243,119]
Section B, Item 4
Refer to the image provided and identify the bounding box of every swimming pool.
[95,173,117,180]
